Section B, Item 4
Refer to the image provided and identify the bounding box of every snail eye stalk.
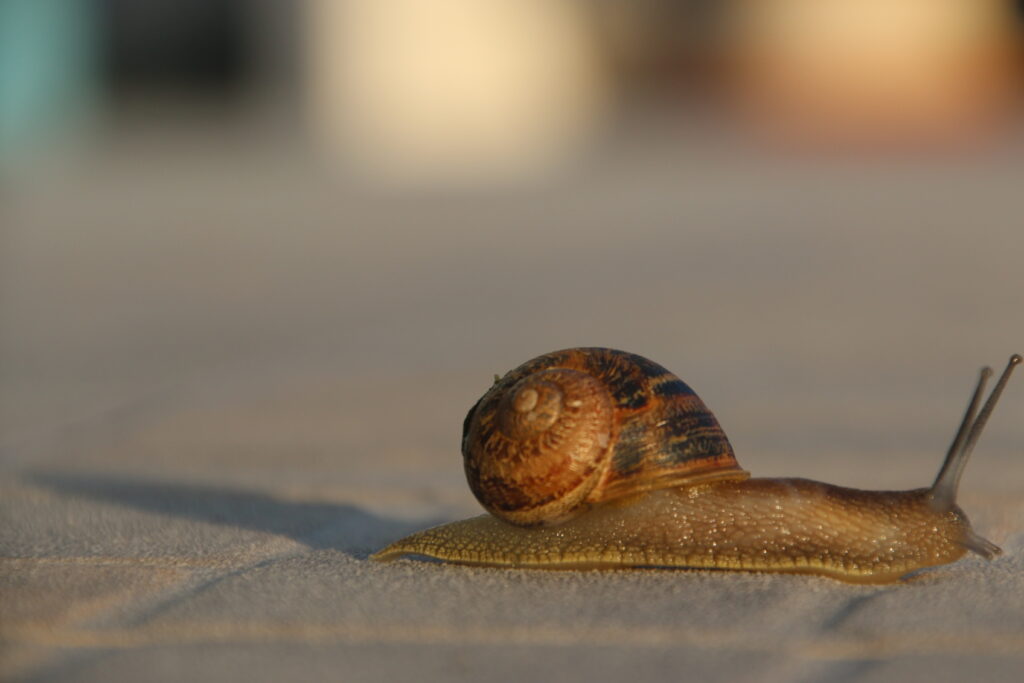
[930,354,1021,512]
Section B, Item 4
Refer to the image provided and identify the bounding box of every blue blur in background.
[0,0,100,158]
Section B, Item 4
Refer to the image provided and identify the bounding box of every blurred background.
[2,0,1024,511]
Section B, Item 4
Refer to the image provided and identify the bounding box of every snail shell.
[462,348,748,525]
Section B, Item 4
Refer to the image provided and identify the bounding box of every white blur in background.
[306,0,610,183]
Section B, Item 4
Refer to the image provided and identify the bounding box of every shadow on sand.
[29,471,445,558]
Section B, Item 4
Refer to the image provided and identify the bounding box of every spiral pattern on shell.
[462,348,749,526]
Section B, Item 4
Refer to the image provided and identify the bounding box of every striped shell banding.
[461,348,748,525]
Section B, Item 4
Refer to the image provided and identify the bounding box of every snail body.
[373,348,1020,583]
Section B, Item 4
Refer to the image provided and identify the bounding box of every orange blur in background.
[725,0,1021,147]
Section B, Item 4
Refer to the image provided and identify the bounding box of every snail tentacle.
[930,354,1020,512]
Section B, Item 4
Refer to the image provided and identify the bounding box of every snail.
[372,348,1021,583]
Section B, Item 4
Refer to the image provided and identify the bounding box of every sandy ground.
[2,114,1023,682]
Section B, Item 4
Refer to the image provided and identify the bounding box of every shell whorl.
[462,348,749,526]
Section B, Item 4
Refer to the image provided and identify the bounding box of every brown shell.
[462,348,749,525]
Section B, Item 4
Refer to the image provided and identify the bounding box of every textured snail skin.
[371,480,975,584]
